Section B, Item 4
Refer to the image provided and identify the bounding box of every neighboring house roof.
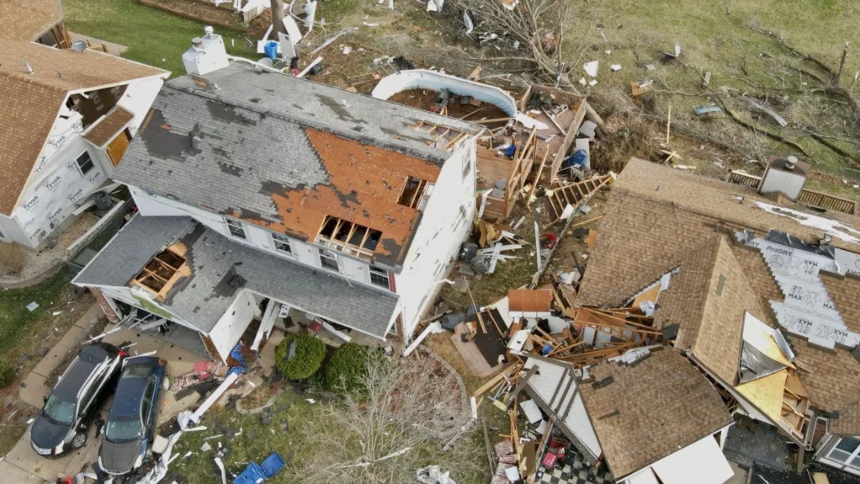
[580,158,860,436]
[654,236,767,385]
[0,1,167,215]
[74,215,399,338]
[578,158,860,308]
[577,347,732,479]
[114,62,482,270]
[0,0,59,42]
[83,106,134,147]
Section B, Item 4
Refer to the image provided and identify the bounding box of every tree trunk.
[270,0,286,35]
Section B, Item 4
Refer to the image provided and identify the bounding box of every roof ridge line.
[163,83,451,164]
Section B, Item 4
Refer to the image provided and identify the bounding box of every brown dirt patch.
[140,0,246,31]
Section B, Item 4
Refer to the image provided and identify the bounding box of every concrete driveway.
[1,323,209,481]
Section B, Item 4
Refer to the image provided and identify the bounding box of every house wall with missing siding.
[3,76,166,249]
[128,185,392,290]
[94,284,196,331]
[395,142,476,337]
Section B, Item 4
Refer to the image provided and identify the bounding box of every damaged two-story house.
[0,0,168,249]
[73,30,483,361]
[578,157,860,479]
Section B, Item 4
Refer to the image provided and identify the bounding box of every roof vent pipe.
[23,60,33,74]
[204,26,214,38]
[785,156,798,171]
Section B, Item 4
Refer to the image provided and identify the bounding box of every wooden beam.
[472,362,521,398]
[527,148,551,202]
[506,366,538,407]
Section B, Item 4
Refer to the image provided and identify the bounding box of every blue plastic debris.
[263,41,279,61]
[503,144,517,158]
[233,452,285,483]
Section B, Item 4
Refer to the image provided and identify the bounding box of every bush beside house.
[275,334,326,380]
[325,343,377,393]
[0,359,14,388]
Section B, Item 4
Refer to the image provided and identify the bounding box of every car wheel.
[71,432,87,449]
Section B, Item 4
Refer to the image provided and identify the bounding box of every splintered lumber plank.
[507,365,538,407]
[473,362,521,398]
[476,310,488,334]
[486,310,505,337]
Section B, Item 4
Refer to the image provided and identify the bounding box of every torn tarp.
[738,341,786,384]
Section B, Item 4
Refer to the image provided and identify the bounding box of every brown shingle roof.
[654,236,767,385]
[831,400,860,436]
[578,348,732,479]
[83,106,134,147]
[0,0,59,42]
[580,158,860,432]
[0,2,168,215]
[793,340,860,415]
[579,158,860,308]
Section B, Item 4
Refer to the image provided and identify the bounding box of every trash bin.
[264,41,279,61]
[92,191,112,210]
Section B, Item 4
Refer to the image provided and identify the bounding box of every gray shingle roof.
[115,61,480,224]
[73,216,197,287]
[75,215,399,337]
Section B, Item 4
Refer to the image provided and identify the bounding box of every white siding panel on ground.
[208,290,257,360]
[624,469,660,484]
[650,435,734,484]
[524,358,602,459]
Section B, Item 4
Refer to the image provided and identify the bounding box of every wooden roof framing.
[544,175,613,220]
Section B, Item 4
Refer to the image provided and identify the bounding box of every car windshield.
[105,416,142,443]
[43,394,75,425]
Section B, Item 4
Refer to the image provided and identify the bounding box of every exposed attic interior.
[315,215,382,260]
[132,242,190,301]
[35,22,68,49]
[66,84,127,129]
[407,120,469,152]
[397,176,433,210]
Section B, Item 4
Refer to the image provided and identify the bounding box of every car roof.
[52,346,110,401]
[108,373,150,418]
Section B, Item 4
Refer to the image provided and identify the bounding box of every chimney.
[759,156,808,201]
[182,26,229,76]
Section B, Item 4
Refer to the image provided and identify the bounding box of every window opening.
[225,218,246,239]
[369,265,390,289]
[76,152,94,175]
[272,233,292,254]
[319,248,339,271]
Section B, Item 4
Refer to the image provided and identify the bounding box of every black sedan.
[98,356,167,476]
[30,343,125,457]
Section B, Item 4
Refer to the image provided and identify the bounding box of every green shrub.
[275,334,326,380]
[325,343,380,394]
[0,359,14,388]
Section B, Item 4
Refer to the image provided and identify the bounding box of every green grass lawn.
[567,0,860,189]
[0,268,76,354]
[63,0,257,78]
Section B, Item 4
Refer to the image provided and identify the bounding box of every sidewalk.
[19,303,104,408]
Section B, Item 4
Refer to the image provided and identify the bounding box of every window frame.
[225,218,246,240]
[271,232,292,254]
[827,437,860,470]
[75,151,95,176]
[319,248,339,272]
[369,264,390,289]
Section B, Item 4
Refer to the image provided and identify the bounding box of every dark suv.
[30,343,125,457]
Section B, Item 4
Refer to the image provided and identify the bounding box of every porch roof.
[75,215,400,338]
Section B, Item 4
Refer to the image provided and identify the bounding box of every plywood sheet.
[735,369,788,423]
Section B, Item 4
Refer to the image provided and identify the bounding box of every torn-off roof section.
[577,348,732,480]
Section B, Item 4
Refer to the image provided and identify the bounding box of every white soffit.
[650,435,734,484]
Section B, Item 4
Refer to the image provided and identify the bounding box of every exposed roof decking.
[118,62,482,268]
